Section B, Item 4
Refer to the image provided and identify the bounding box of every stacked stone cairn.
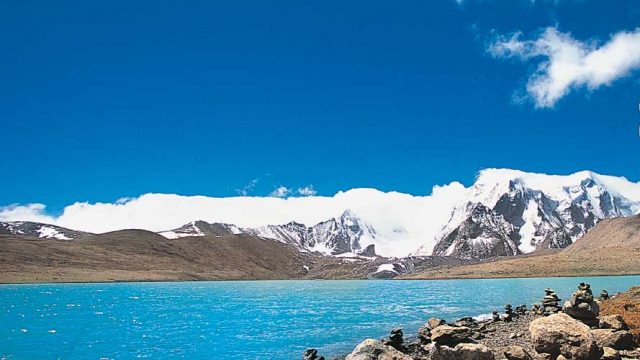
[502,303,514,322]
[302,348,324,360]
[599,289,610,301]
[382,328,405,352]
[562,282,600,327]
[530,303,544,316]
[491,310,500,322]
[515,304,527,316]
[541,288,562,315]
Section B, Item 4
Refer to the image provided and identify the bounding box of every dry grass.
[600,286,640,342]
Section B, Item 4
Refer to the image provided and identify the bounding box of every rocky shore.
[305,283,640,360]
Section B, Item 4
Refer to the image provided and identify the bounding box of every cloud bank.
[0,183,468,257]
[489,27,640,108]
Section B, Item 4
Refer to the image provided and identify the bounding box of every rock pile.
[599,290,610,301]
[417,317,446,344]
[382,328,405,352]
[563,282,600,326]
[329,282,640,360]
[503,304,515,322]
[492,310,500,322]
[530,303,543,316]
[541,288,562,316]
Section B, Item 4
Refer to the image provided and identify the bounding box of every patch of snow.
[374,263,398,274]
[36,226,71,240]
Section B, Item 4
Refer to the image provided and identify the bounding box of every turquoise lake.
[1,276,639,359]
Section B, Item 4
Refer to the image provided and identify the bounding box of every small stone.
[601,347,621,360]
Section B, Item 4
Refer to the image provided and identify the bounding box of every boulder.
[503,345,533,360]
[529,313,602,360]
[427,317,446,329]
[345,339,412,360]
[590,328,635,350]
[430,325,473,347]
[599,315,629,331]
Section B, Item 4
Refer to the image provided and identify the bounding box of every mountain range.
[3,169,640,261]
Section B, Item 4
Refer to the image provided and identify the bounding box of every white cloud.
[297,185,317,196]
[0,204,56,224]
[269,186,291,198]
[488,27,640,108]
[235,179,258,196]
[0,183,469,257]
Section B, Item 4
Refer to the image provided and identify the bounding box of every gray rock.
[345,339,412,360]
[529,313,602,360]
[430,325,473,347]
[590,328,635,350]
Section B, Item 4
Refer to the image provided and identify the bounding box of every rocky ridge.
[423,170,640,260]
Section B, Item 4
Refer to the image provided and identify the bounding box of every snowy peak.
[426,169,640,259]
[161,210,378,256]
[247,209,377,256]
[0,221,90,240]
[159,221,242,239]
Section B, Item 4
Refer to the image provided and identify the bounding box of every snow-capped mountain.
[160,210,378,256]
[417,169,640,259]
[159,221,242,239]
[0,221,90,240]
[4,169,640,260]
[246,209,377,256]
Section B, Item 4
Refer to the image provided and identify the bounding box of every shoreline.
[1,272,640,286]
[323,284,640,360]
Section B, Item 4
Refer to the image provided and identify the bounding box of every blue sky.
[1,0,640,212]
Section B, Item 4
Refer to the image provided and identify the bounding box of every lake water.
[1,276,639,359]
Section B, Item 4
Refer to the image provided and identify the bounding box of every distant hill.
[0,230,468,283]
